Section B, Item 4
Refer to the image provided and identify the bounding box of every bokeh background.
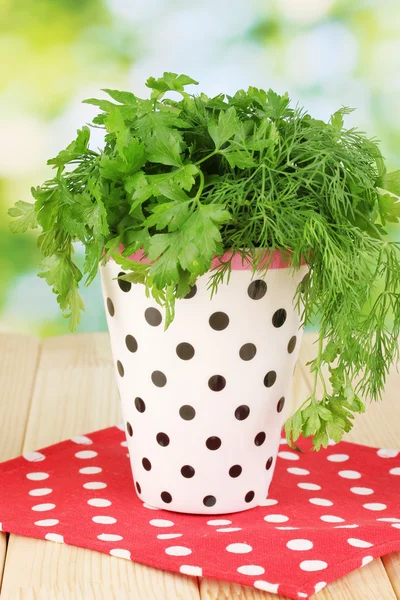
[1,0,399,336]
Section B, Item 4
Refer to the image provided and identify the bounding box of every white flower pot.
[100,252,307,515]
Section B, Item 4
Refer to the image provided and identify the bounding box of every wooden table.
[0,332,399,599]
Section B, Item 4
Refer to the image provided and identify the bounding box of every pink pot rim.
[117,247,307,271]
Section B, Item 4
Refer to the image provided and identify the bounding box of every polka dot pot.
[100,251,307,514]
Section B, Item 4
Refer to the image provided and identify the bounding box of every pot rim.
[116,247,307,271]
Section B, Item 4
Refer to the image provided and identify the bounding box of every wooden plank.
[0,333,200,600]
[309,558,398,600]
[200,557,396,599]
[0,334,41,591]
[200,578,287,599]
[382,553,400,600]
[0,334,41,460]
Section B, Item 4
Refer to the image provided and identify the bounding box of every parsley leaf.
[145,128,183,167]
[208,106,238,149]
[8,200,38,233]
[146,72,198,98]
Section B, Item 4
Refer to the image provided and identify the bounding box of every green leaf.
[154,182,191,203]
[145,72,198,98]
[326,419,345,443]
[171,164,199,191]
[144,200,191,231]
[122,138,146,168]
[145,129,183,167]
[311,426,329,451]
[100,140,145,178]
[378,194,400,225]
[329,107,353,131]
[247,86,268,108]
[224,151,257,169]
[83,98,117,112]
[184,203,231,259]
[302,404,321,437]
[208,106,238,149]
[102,89,137,105]
[377,170,400,196]
[177,241,200,271]
[266,89,291,119]
[38,252,84,331]
[147,232,181,285]
[147,232,175,260]
[8,201,38,233]
[316,404,333,421]
[125,171,147,195]
[47,127,91,167]
[84,241,102,285]
[104,109,131,157]
[285,409,303,445]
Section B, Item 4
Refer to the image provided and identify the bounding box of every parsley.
[9,72,400,449]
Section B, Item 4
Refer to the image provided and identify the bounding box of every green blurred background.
[1,0,399,336]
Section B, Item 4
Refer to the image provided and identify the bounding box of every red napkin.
[0,426,399,599]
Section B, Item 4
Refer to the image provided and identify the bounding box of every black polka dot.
[254,432,266,446]
[125,335,138,353]
[266,456,273,470]
[203,495,216,507]
[235,405,250,421]
[209,312,229,331]
[206,436,221,450]
[181,465,195,478]
[287,335,297,354]
[142,458,151,471]
[239,343,257,361]
[136,481,141,494]
[229,465,242,478]
[272,308,287,328]
[126,422,133,437]
[134,397,146,413]
[106,297,115,317]
[151,370,167,387]
[118,271,132,293]
[117,360,124,377]
[264,370,277,388]
[277,397,285,413]
[179,405,196,420]
[161,491,172,503]
[208,375,226,392]
[176,342,195,360]
[248,279,267,300]
[156,432,170,447]
[184,285,197,299]
[145,307,162,326]
[245,491,255,503]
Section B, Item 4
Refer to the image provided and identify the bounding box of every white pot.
[100,252,307,515]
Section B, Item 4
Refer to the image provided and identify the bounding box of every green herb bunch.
[9,72,400,449]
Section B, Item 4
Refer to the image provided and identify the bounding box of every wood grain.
[200,578,288,599]
[200,559,398,600]
[0,334,41,592]
[0,334,200,600]
[382,553,400,600]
